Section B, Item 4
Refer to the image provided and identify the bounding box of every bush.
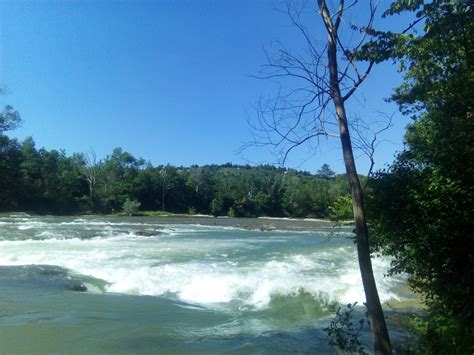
[122,198,141,216]
[210,196,223,216]
[324,302,368,354]
[329,195,353,222]
[415,303,474,354]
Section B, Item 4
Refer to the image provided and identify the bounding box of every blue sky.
[0,0,411,174]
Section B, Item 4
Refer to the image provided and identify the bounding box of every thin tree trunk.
[324,10,392,354]
[161,169,166,212]
[162,183,166,212]
[338,100,392,355]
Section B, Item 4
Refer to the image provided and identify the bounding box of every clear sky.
[0,0,411,174]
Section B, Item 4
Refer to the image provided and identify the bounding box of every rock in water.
[134,230,164,237]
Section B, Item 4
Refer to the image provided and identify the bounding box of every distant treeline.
[0,135,355,217]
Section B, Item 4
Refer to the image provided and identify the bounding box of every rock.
[68,282,88,292]
[260,225,276,232]
[134,230,164,237]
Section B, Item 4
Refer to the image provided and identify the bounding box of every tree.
[122,198,141,216]
[317,164,336,179]
[160,165,170,211]
[247,1,392,352]
[19,137,43,209]
[187,167,215,213]
[0,93,23,209]
[0,105,21,134]
[0,135,24,210]
[134,165,162,211]
[329,195,353,222]
[364,1,474,351]
[81,150,98,199]
[210,194,224,216]
[96,148,144,211]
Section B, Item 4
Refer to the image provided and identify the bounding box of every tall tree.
[248,1,392,352]
[0,135,23,210]
[81,150,98,200]
[0,96,23,210]
[317,164,336,179]
[365,0,474,351]
[0,105,21,134]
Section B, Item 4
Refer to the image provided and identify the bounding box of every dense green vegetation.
[363,1,474,352]
[0,129,351,217]
[1,0,472,352]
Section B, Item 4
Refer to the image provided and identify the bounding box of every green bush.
[324,302,367,354]
[329,195,353,222]
[210,196,223,216]
[122,198,141,216]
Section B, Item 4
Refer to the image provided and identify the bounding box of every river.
[0,214,410,353]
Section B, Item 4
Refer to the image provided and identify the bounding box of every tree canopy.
[366,1,474,352]
[0,105,21,134]
[0,135,350,218]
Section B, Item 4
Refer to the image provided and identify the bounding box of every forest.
[0,131,353,219]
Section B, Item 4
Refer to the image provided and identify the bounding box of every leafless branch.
[81,148,99,197]
[401,15,426,34]
[350,112,394,189]
[242,0,383,168]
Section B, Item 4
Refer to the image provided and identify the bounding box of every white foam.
[0,218,405,310]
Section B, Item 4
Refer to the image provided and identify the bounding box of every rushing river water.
[0,214,409,353]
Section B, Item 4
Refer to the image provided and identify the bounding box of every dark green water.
[0,215,408,353]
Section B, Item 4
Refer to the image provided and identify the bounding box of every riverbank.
[130,215,334,231]
[0,212,336,231]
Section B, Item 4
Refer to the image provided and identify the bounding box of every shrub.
[324,302,367,354]
[122,198,141,216]
[329,195,353,222]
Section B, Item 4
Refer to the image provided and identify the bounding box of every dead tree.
[246,1,392,353]
[160,165,173,212]
[82,149,98,198]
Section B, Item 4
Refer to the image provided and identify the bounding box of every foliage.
[0,141,347,217]
[328,195,353,222]
[122,198,141,216]
[210,195,224,217]
[0,91,351,217]
[366,0,474,352]
[0,133,352,218]
[0,105,21,133]
[0,98,349,218]
[227,207,235,218]
[414,304,474,354]
[324,302,368,355]
[317,164,336,180]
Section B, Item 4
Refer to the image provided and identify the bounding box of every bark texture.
[318,0,393,353]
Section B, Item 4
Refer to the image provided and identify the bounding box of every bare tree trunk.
[161,167,166,212]
[247,0,393,351]
[337,97,392,355]
[81,150,97,201]
[323,4,392,353]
